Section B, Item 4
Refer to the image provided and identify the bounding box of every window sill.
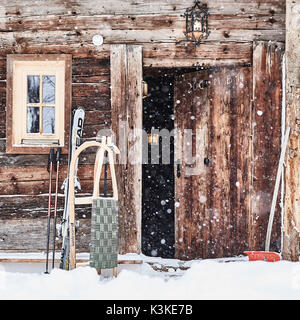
[21,138,59,146]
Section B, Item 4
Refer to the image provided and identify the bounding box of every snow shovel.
[244,127,290,262]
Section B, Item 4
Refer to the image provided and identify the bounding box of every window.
[6,55,72,154]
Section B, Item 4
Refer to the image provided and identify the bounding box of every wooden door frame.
[110,44,143,254]
[110,41,284,258]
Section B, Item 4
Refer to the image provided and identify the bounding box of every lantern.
[184,1,210,46]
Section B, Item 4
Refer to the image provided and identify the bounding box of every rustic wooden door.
[174,66,252,260]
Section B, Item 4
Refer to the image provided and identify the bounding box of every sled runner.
[68,136,120,277]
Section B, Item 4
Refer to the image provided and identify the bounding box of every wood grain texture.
[0,0,285,17]
[283,0,300,261]
[0,0,287,256]
[0,1,285,60]
[0,217,91,251]
[251,41,284,252]
[174,65,252,259]
[110,44,143,254]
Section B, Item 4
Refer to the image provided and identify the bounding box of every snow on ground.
[1,252,300,300]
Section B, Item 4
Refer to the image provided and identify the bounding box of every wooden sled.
[68,136,120,277]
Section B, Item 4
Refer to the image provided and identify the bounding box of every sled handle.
[93,136,119,201]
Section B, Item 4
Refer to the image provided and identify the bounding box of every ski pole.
[45,148,55,274]
[52,147,61,269]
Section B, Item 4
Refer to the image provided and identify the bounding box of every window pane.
[27,107,40,133]
[42,106,55,134]
[42,76,55,104]
[27,76,40,103]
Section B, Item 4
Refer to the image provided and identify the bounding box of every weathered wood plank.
[0,151,98,166]
[111,44,143,254]
[72,83,111,112]
[143,42,252,60]
[143,41,253,67]
[0,218,90,251]
[209,66,252,258]
[126,45,143,254]
[174,65,252,259]
[0,179,112,196]
[251,41,284,252]
[143,58,251,68]
[0,194,117,219]
[72,58,110,83]
[174,69,211,260]
[0,27,285,52]
[111,44,128,254]
[0,0,286,17]
[0,165,111,182]
[2,13,285,33]
[283,0,300,261]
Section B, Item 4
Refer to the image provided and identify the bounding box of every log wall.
[0,0,286,255]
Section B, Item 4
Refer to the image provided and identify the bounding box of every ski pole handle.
[56,147,62,163]
[50,148,55,161]
[47,148,55,172]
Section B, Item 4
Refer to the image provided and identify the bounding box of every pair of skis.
[45,147,61,274]
[59,107,85,270]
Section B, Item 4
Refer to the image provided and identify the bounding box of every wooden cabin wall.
[0,0,285,254]
[0,57,112,251]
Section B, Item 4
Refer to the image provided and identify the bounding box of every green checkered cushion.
[90,198,118,269]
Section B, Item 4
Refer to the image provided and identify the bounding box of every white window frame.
[6,54,72,154]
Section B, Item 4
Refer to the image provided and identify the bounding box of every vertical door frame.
[110,44,143,254]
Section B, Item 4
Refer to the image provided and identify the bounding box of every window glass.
[42,76,55,104]
[27,106,40,133]
[42,106,55,134]
[27,76,40,103]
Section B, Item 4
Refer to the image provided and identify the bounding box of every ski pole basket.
[67,136,120,276]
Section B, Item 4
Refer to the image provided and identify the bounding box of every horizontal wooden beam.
[0,0,285,17]
[0,28,285,53]
[2,13,285,33]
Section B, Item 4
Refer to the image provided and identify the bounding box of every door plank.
[251,41,284,252]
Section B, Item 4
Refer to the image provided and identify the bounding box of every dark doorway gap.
[142,67,203,258]
[142,71,175,258]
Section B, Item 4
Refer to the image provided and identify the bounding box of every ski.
[59,107,85,270]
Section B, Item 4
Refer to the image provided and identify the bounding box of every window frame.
[6,54,72,154]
